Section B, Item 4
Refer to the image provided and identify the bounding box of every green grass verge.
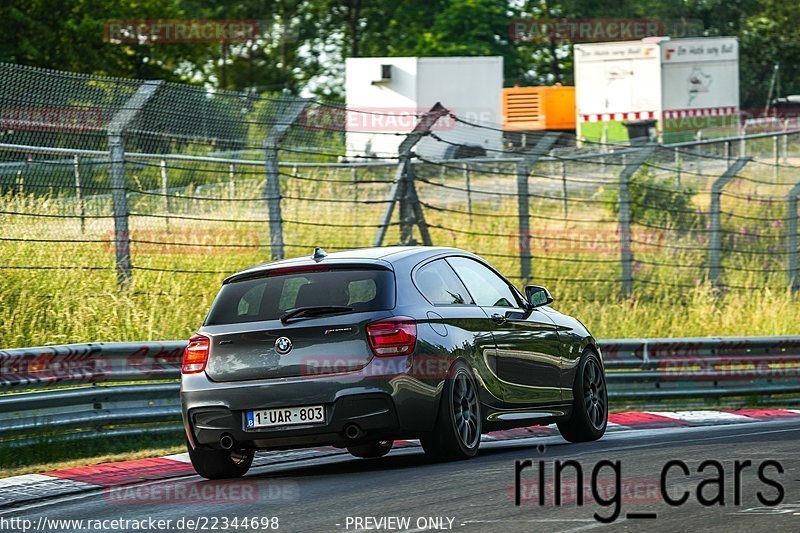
[0,431,184,477]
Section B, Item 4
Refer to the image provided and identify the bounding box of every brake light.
[366,317,417,357]
[268,265,328,276]
[182,334,210,374]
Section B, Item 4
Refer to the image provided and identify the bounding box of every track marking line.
[162,453,191,463]
[644,410,754,423]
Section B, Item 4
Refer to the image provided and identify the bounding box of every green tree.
[0,0,207,81]
[739,0,800,110]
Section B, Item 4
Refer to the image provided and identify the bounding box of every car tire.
[187,439,254,480]
[347,439,393,459]
[557,349,608,442]
[420,361,481,461]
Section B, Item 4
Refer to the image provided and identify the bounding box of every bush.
[601,167,703,232]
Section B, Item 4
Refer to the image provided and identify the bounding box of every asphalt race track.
[3,419,799,533]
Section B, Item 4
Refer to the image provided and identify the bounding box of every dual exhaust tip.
[219,424,364,449]
[220,434,235,450]
[344,423,364,440]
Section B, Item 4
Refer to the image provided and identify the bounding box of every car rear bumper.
[181,355,445,450]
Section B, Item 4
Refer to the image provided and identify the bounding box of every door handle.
[490,313,507,324]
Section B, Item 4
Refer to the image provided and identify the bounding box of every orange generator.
[502,85,576,131]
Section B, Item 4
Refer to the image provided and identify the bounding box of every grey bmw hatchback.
[181,246,607,479]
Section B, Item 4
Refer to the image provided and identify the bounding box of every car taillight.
[366,317,417,357]
[182,334,210,374]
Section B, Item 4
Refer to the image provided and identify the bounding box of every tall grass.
[1,156,799,348]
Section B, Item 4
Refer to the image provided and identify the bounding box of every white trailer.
[344,56,504,159]
[574,37,739,143]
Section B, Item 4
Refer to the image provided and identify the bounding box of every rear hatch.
[202,265,395,381]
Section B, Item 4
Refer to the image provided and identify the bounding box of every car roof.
[223,246,470,283]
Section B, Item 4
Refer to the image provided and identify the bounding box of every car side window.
[447,257,519,308]
[415,259,474,305]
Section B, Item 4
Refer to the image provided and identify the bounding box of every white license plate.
[245,405,325,429]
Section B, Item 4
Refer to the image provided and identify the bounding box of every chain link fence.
[3,63,800,347]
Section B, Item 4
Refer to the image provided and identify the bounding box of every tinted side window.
[415,259,474,305]
[447,257,519,308]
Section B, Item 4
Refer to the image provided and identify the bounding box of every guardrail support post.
[373,103,448,247]
[516,133,560,286]
[787,182,800,293]
[618,146,654,299]
[709,157,751,290]
[262,98,310,260]
[107,80,163,287]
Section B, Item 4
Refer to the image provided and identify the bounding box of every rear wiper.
[280,305,354,324]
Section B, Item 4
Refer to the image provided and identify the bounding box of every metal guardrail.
[1,336,799,444]
[0,341,185,389]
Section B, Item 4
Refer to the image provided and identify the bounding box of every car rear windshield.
[204,268,395,326]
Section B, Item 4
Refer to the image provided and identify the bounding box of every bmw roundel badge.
[275,336,293,355]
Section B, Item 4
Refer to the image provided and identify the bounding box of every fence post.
[709,157,751,290]
[774,135,780,181]
[399,155,415,245]
[787,182,800,293]
[160,160,170,230]
[107,80,163,287]
[73,155,85,233]
[600,125,608,176]
[229,163,236,201]
[561,160,568,219]
[782,132,789,163]
[516,133,560,286]
[351,167,358,204]
[463,163,472,220]
[405,162,433,246]
[375,156,411,247]
[696,144,703,174]
[617,146,654,299]
[373,103,449,247]
[262,98,310,260]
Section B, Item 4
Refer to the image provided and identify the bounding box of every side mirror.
[525,285,554,308]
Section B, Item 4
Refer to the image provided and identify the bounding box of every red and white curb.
[1,409,798,508]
